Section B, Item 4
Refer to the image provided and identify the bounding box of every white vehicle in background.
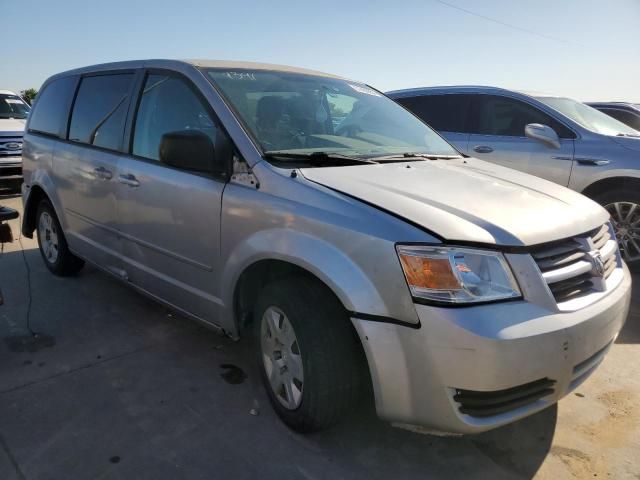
[0,90,30,191]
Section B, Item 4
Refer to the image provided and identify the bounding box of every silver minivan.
[388,86,640,268]
[22,61,631,434]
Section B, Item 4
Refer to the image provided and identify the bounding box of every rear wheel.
[592,188,640,269]
[36,200,85,276]
[253,276,364,433]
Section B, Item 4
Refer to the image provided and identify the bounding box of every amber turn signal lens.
[398,254,461,290]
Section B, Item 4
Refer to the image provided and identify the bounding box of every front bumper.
[352,264,632,434]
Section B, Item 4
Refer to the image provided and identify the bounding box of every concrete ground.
[0,192,638,480]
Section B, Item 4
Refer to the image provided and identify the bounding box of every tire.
[36,200,85,276]
[253,275,365,433]
[591,188,640,271]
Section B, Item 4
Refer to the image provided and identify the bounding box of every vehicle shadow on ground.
[299,394,558,479]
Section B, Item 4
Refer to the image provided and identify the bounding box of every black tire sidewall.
[252,276,362,433]
[253,292,307,420]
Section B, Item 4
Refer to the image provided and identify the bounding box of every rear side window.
[599,108,640,131]
[474,95,575,139]
[68,73,134,150]
[132,74,217,161]
[397,94,471,133]
[28,76,77,137]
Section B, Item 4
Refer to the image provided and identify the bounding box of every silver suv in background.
[0,90,30,190]
[388,86,640,268]
[21,61,631,434]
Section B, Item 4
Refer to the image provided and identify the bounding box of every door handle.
[118,173,140,187]
[575,158,611,166]
[473,145,494,154]
[93,166,113,180]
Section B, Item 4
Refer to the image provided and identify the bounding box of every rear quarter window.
[28,76,78,138]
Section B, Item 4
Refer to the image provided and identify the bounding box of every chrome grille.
[532,224,619,305]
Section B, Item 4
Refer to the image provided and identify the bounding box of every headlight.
[396,245,521,304]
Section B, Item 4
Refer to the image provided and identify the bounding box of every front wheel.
[592,188,640,270]
[253,276,365,433]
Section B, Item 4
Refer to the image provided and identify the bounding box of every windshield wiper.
[263,151,378,165]
[617,133,640,138]
[372,152,463,161]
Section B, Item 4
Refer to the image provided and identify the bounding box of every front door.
[116,71,226,322]
[468,94,575,186]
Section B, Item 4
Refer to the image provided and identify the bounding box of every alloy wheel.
[605,202,640,263]
[260,306,304,410]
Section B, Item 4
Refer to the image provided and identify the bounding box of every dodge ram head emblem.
[588,251,605,277]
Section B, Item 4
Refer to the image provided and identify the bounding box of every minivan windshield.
[205,69,459,162]
[536,96,640,137]
[0,93,31,119]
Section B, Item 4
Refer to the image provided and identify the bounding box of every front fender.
[219,228,394,336]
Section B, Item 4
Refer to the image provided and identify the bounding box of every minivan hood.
[0,118,26,136]
[610,135,640,154]
[301,158,609,246]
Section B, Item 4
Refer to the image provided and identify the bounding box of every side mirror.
[159,130,218,174]
[525,123,560,149]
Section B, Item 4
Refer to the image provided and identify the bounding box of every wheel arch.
[234,259,340,332]
[220,229,393,338]
[21,184,50,238]
[232,257,375,407]
[581,175,640,200]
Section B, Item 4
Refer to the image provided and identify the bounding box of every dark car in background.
[587,102,640,132]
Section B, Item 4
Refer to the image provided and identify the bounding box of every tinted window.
[600,108,640,131]
[69,74,134,150]
[397,94,471,133]
[475,95,575,139]
[132,74,217,161]
[28,76,77,137]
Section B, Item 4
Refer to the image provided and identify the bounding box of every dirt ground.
[1,192,639,480]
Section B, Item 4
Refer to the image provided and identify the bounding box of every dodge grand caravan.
[21,60,631,434]
[388,86,640,269]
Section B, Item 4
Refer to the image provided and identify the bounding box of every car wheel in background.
[253,275,365,433]
[36,200,85,276]
[593,188,640,270]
